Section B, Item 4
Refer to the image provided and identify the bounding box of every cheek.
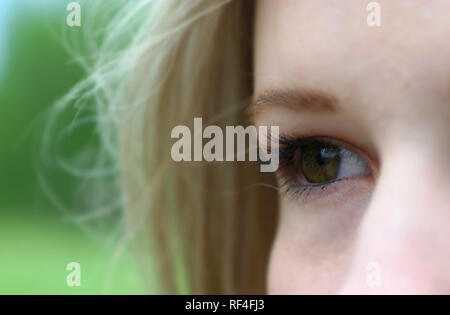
[267,181,373,294]
[267,232,352,294]
[267,236,312,294]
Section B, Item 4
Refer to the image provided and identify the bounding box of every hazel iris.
[300,144,341,183]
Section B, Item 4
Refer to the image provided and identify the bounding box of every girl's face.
[253,0,450,294]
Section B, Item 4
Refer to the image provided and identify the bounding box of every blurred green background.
[0,0,143,294]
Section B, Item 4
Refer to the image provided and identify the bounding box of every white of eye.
[336,148,371,179]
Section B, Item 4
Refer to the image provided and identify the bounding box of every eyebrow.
[250,88,338,115]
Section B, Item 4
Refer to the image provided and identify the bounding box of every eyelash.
[275,135,369,201]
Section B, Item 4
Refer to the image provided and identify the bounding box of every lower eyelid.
[279,175,373,204]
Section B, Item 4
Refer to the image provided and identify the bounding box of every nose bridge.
[340,145,450,294]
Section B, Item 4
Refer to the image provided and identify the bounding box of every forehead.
[254,0,450,115]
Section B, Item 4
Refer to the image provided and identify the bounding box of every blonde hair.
[47,0,278,294]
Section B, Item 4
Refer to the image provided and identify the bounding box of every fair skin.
[253,0,450,294]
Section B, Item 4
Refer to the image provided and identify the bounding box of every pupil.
[316,153,325,165]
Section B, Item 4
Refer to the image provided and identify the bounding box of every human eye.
[277,136,372,200]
